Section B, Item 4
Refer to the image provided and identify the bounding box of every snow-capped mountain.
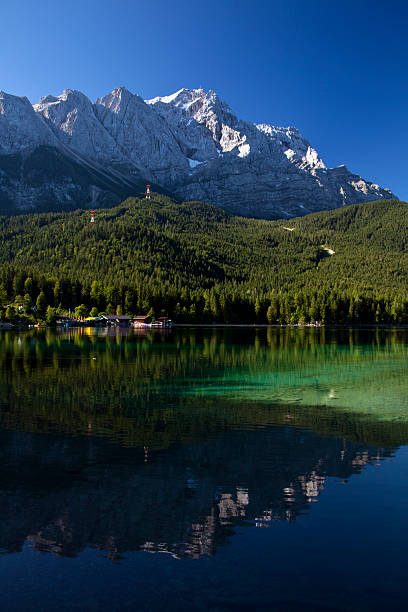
[0,86,395,217]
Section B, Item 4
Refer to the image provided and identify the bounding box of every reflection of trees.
[0,427,393,559]
[1,327,408,447]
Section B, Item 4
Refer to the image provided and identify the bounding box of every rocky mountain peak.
[36,94,59,106]
[256,123,326,170]
[33,88,125,163]
[94,86,188,180]
[0,91,31,108]
[96,86,136,115]
[146,87,203,105]
[0,91,33,123]
[145,87,242,161]
[147,87,236,122]
[0,90,59,154]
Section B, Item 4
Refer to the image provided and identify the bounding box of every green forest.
[0,195,406,324]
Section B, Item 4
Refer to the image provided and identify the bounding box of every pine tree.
[36,292,47,318]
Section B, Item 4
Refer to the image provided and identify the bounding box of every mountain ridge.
[0,86,396,217]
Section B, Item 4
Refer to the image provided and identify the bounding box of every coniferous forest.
[0,195,406,325]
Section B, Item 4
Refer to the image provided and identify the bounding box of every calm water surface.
[0,326,407,611]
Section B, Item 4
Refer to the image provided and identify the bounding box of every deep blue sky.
[1,0,407,199]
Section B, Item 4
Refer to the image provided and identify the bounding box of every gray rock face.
[145,88,394,217]
[0,90,147,213]
[0,86,396,217]
[33,89,126,164]
[95,87,188,184]
[0,91,58,153]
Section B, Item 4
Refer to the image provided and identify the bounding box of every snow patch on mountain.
[188,158,205,168]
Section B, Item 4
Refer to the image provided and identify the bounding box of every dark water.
[0,326,408,611]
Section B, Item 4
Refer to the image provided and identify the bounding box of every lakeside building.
[100,315,132,327]
[132,316,153,328]
[54,314,171,329]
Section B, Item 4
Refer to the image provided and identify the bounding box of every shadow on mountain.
[0,145,169,214]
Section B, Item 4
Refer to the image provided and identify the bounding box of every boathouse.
[100,314,131,327]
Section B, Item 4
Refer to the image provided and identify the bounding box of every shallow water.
[0,326,407,610]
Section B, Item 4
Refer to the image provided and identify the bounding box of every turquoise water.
[0,326,407,610]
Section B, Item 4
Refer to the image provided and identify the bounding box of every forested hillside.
[0,195,406,324]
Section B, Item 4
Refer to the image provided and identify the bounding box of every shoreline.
[3,322,408,331]
[172,323,408,329]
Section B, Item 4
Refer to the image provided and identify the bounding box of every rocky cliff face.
[0,86,396,217]
[146,88,394,217]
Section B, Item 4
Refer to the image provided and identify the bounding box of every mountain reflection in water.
[0,427,392,560]
[0,326,405,563]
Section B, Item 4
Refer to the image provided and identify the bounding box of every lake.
[0,326,407,611]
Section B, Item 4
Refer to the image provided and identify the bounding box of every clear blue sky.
[1,0,407,199]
